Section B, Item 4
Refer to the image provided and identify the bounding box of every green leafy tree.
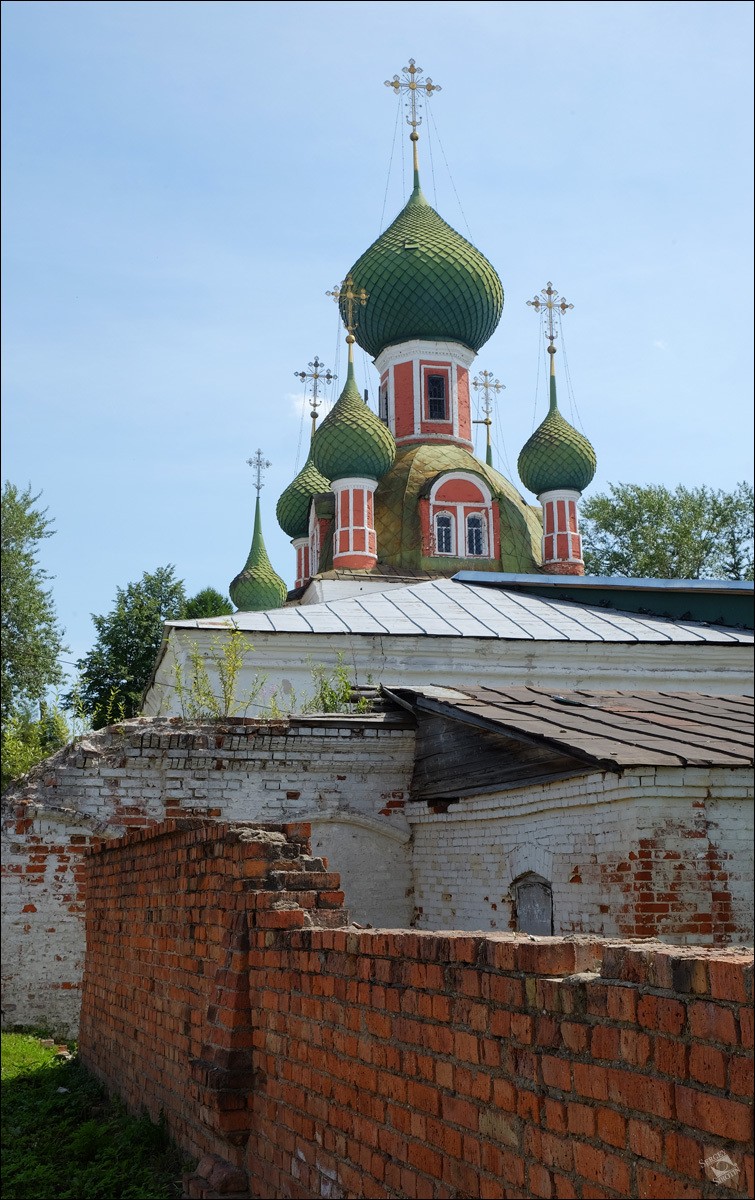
[1,701,70,791]
[1,483,67,721]
[73,566,187,727]
[183,587,234,620]
[580,482,754,580]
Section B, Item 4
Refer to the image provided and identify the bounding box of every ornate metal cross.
[472,370,505,462]
[384,58,441,134]
[472,370,506,419]
[246,449,271,494]
[294,356,337,435]
[527,281,574,350]
[326,274,369,342]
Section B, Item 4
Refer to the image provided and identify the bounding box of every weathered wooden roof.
[169,578,754,645]
[384,685,755,770]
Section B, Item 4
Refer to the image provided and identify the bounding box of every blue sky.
[2,0,753,671]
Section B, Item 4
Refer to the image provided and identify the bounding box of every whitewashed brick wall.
[1,716,414,1036]
[408,768,754,943]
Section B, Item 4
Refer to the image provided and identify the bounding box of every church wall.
[1,716,414,1036]
[143,628,755,719]
[409,768,754,945]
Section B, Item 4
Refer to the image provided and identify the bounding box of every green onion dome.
[312,358,396,482]
[374,443,543,572]
[230,497,288,611]
[518,375,596,497]
[343,181,503,358]
[276,453,330,540]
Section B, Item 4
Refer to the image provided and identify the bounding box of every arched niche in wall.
[307,813,412,930]
[512,872,554,936]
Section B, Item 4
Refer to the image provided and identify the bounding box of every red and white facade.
[331,477,379,570]
[418,472,499,560]
[292,537,311,590]
[539,488,585,576]
[375,340,475,450]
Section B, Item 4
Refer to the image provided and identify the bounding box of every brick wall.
[1,714,413,1035]
[409,768,754,943]
[79,821,754,1200]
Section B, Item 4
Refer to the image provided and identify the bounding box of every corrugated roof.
[384,684,754,770]
[168,577,754,645]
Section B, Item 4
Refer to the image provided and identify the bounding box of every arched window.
[434,512,454,555]
[466,513,485,556]
[513,873,553,935]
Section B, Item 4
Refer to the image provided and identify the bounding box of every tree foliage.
[1,483,66,721]
[71,573,235,728]
[73,566,187,727]
[183,587,234,620]
[580,482,754,580]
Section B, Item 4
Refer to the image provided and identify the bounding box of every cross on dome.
[384,58,442,138]
[246,449,271,494]
[472,370,506,466]
[326,274,369,353]
[294,356,337,437]
[527,282,574,355]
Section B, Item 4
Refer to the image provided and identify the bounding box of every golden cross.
[384,59,441,136]
[294,356,337,435]
[472,370,506,419]
[326,274,369,343]
[527,281,574,352]
[246,449,271,494]
[472,370,505,457]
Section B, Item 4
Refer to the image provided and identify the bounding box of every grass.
[1,1032,190,1199]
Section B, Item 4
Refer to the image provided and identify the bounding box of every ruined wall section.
[1,715,413,1035]
[78,821,754,1200]
[408,767,754,943]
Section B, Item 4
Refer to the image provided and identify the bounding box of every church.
[2,60,753,1038]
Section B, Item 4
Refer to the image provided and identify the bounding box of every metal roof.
[168,577,754,645]
[384,685,755,770]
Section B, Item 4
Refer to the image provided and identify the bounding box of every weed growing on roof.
[1,1033,190,1199]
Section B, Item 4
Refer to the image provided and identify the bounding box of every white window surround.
[308,505,321,577]
[428,472,493,507]
[466,513,486,556]
[434,511,455,556]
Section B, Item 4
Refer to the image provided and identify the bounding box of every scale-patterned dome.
[343,182,503,358]
[276,453,330,540]
[518,379,596,496]
[312,360,395,482]
[230,498,287,611]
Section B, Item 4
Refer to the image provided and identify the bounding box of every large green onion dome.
[518,374,596,497]
[276,453,330,540]
[312,357,396,482]
[230,497,288,611]
[342,180,503,358]
[374,443,542,572]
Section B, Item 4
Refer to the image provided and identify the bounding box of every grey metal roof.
[168,577,754,644]
[384,684,755,769]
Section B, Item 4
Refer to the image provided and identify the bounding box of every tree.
[73,566,187,727]
[183,587,234,620]
[580,482,754,580]
[1,483,66,721]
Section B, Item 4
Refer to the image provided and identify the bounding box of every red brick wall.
[80,822,754,1200]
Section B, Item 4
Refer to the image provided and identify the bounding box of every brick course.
[79,822,753,1200]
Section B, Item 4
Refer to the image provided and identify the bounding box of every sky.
[2,0,753,675]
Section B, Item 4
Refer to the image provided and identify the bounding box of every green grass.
[1,1033,191,1199]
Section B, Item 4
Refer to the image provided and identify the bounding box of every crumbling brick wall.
[1,714,413,1034]
[79,821,753,1200]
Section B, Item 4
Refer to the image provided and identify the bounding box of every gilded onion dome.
[342,178,503,359]
[518,373,596,497]
[312,358,396,482]
[276,453,330,540]
[230,496,288,611]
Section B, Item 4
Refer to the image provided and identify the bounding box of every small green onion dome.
[312,358,396,482]
[518,375,596,497]
[343,181,503,358]
[276,452,331,540]
[230,497,288,611]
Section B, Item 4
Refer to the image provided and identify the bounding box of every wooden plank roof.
[383,686,754,770]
